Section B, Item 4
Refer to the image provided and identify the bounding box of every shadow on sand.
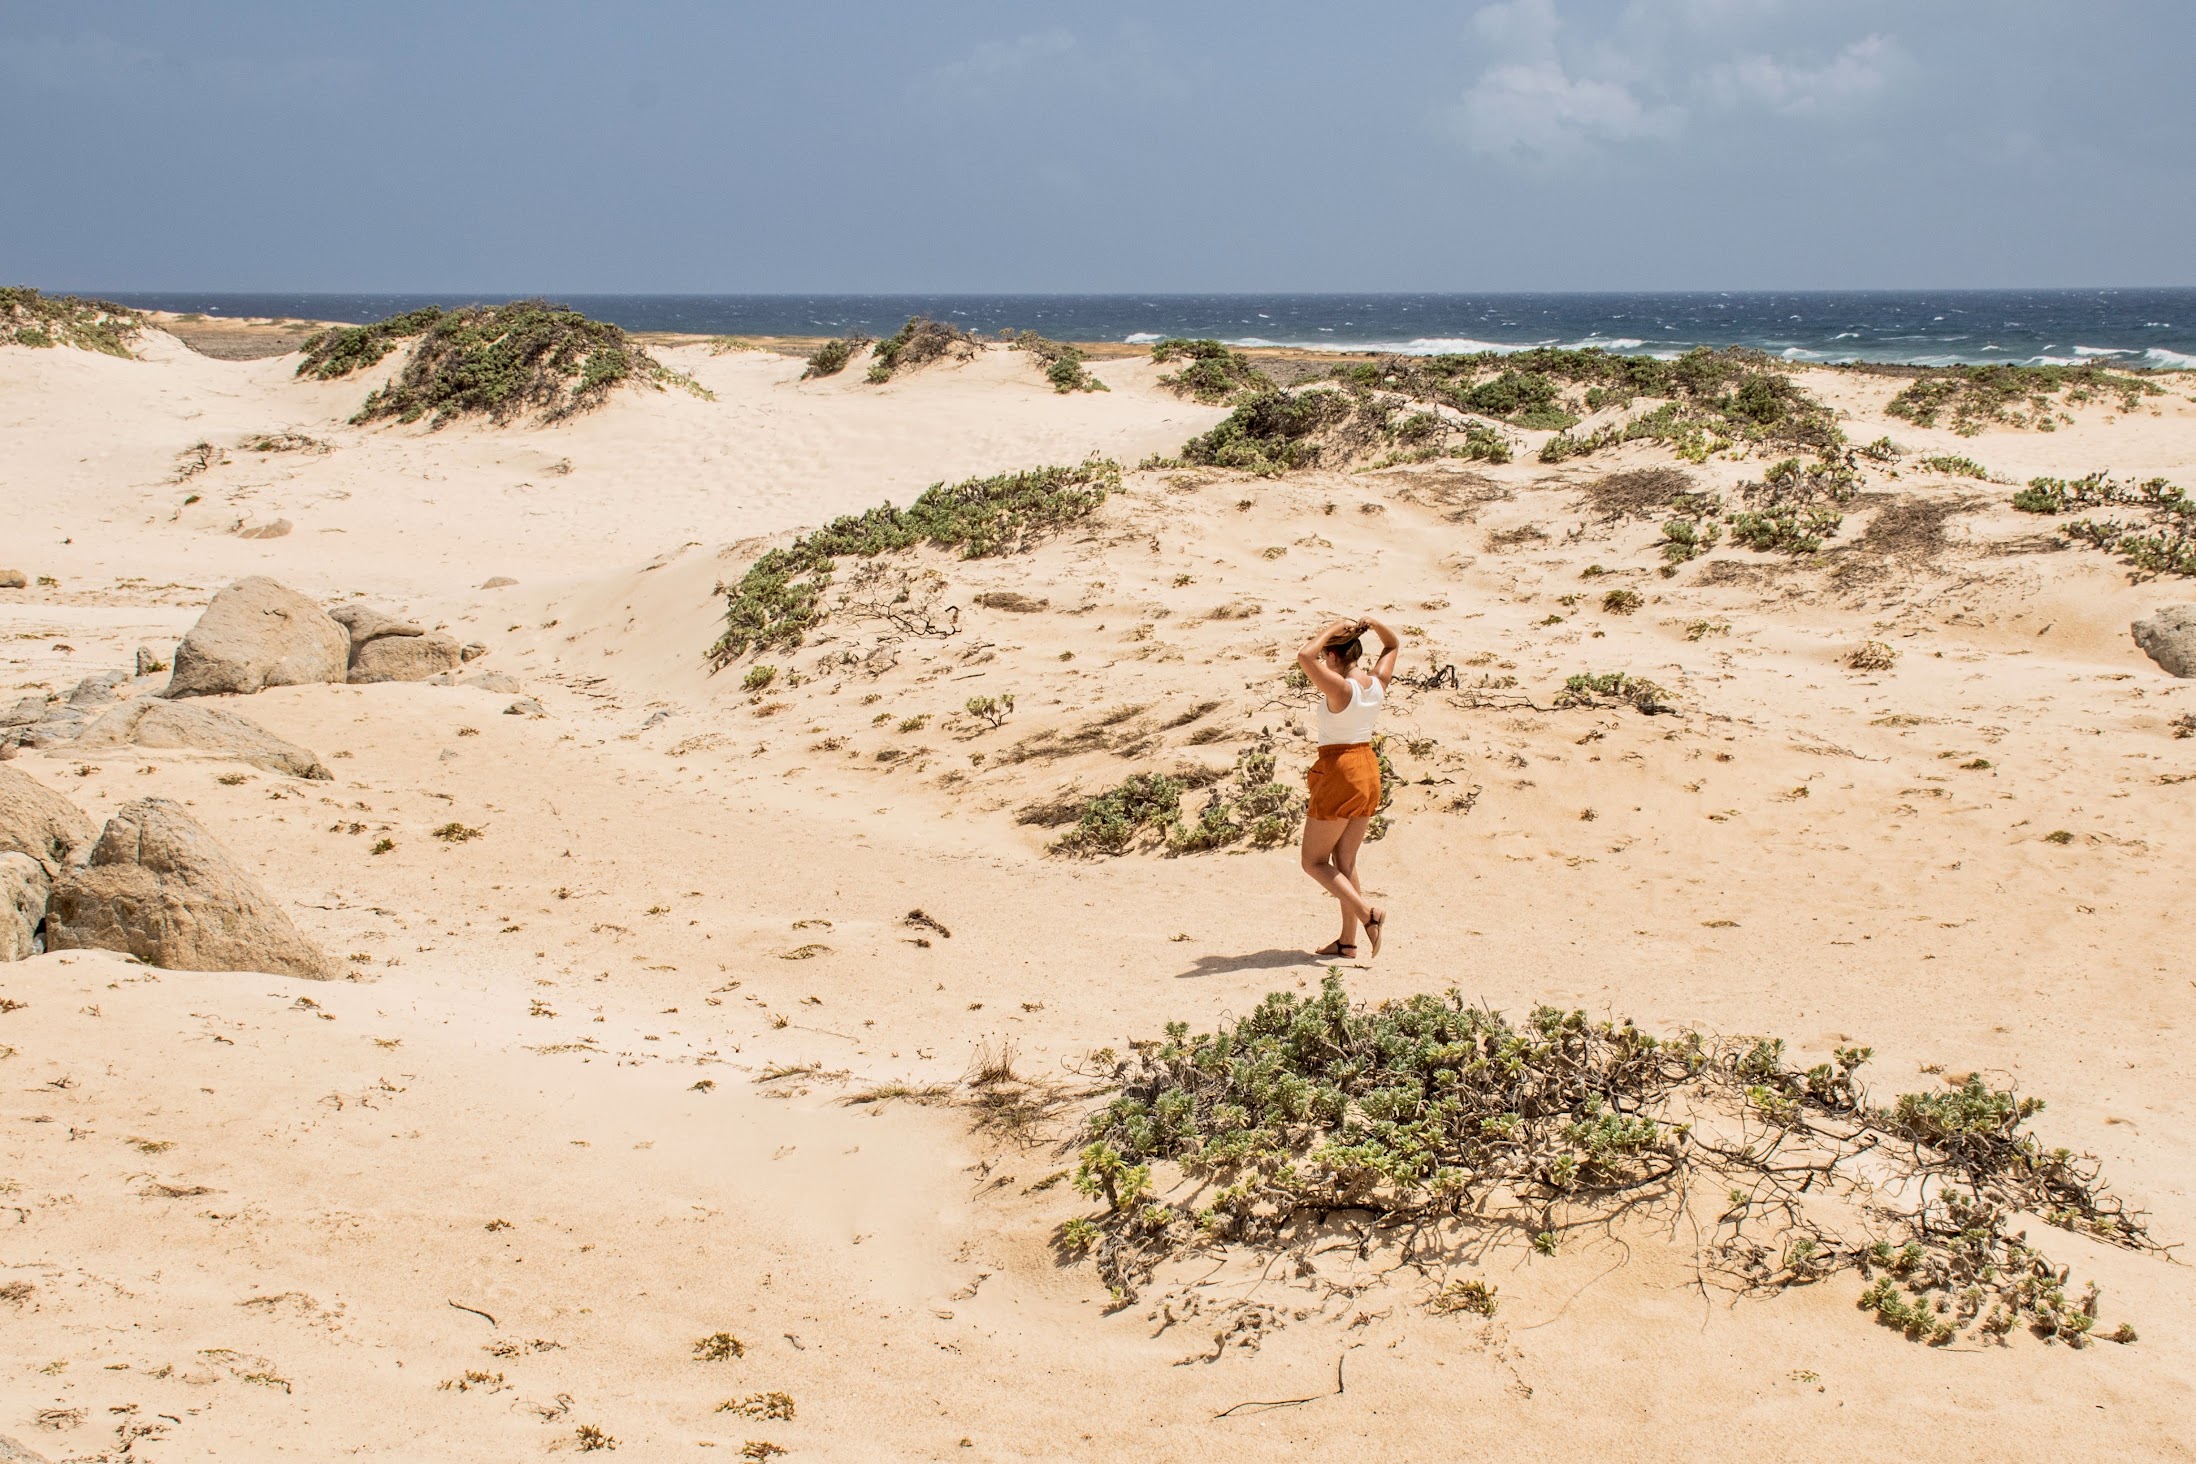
[1173,947,1320,979]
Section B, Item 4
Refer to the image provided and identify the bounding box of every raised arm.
[1361,615,1402,689]
[1296,617,1362,710]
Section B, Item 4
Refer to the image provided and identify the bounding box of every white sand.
[2,333,2194,1460]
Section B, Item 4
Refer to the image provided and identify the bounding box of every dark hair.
[1323,634,1364,667]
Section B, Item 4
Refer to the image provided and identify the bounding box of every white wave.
[2144,347,2196,370]
[1122,332,1163,344]
[2073,345,2132,357]
[1562,336,1646,350]
[1781,347,1826,360]
[2027,355,2085,366]
[1834,331,1860,339]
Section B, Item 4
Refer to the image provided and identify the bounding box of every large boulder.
[45,798,335,979]
[329,604,462,684]
[0,765,95,877]
[2132,605,2196,678]
[0,852,47,961]
[74,700,330,779]
[165,577,348,698]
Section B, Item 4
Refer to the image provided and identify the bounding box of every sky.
[3,0,2191,293]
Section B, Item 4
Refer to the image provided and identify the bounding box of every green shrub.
[866,316,978,383]
[1151,339,1271,403]
[1164,739,1308,854]
[966,693,1016,728]
[708,458,1118,668]
[742,665,777,692]
[296,306,446,380]
[1726,457,1859,554]
[1918,454,1989,480]
[0,286,144,358]
[1052,773,1187,856]
[1007,331,1107,393]
[2014,474,2195,575]
[801,336,869,379]
[1887,364,2159,435]
[306,301,704,427]
[1052,976,2156,1348]
[1179,389,1354,475]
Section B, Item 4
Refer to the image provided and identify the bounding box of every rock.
[2,696,44,730]
[1,852,49,960]
[0,1432,54,1463]
[0,704,90,755]
[0,764,96,876]
[480,577,518,589]
[328,604,424,643]
[75,700,331,779]
[135,645,167,677]
[351,631,462,683]
[238,518,293,540]
[45,798,336,979]
[460,642,487,662]
[330,603,462,683]
[166,577,348,698]
[429,667,522,694]
[67,669,130,707]
[0,570,26,590]
[506,697,544,717]
[2131,605,2196,678]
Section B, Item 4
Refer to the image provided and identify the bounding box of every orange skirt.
[1306,743,1381,821]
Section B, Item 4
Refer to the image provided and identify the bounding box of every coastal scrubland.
[2,308,2195,1459]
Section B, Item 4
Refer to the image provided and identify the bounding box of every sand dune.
[3,331,2194,1460]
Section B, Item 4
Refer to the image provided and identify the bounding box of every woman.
[1296,615,1398,961]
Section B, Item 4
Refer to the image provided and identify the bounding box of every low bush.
[296,306,445,380]
[1918,454,1989,480]
[2014,473,2195,575]
[1888,364,2159,436]
[1151,339,1271,403]
[801,336,870,379]
[1179,389,1354,475]
[708,458,1118,667]
[1846,640,1899,671]
[305,301,704,427]
[1008,331,1107,393]
[867,316,978,383]
[1728,457,1860,554]
[1053,738,1307,857]
[0,286,143,357]
[1054,976,2158,1350]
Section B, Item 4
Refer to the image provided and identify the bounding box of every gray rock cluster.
[0,770,333,977]
[2132,605,2196,678]
[329,603,462,683]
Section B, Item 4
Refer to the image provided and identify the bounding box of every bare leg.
[1331,816,1374,948]
[1301,816,1374,939]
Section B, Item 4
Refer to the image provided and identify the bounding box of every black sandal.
[1364,909,1386,959]
[1314,940,1358,960]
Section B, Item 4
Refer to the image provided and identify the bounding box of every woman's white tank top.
[1315,675,1383,746]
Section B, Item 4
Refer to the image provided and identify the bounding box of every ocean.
[97,289,2196,370]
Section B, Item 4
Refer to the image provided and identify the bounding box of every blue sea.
[98,290,2196,370]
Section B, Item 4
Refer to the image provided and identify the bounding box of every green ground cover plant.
[1055,976,2157,1348]
[1150,339,1272,403]
[0,286,144,357]
[707,458,1118,667]
[300,302,704,426]
[1555,671,1673,714]
[1727,457,1861,554]
[2013,473,2195,576]
[1051,737,1309,856]
[1006,331,1107,393]
[866,316,979,383]
[1918,455,1990,480]
[1887,364,2159,436]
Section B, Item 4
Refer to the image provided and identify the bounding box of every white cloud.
[928,29,1076,88]
[1705,34,1901,115]
[1450,60,1680,160]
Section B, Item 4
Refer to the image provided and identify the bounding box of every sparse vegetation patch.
[1008,331,1106,393]
[801,335,871,379]
[1151,339,1272,403]
[2014,473,2195,575]
[1056,976,2157,1352]
[301,301,702,427]
[867,316,979,383]
[0,286,143,357]
[708,458,1118,667]
[1888,364,2158,436]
